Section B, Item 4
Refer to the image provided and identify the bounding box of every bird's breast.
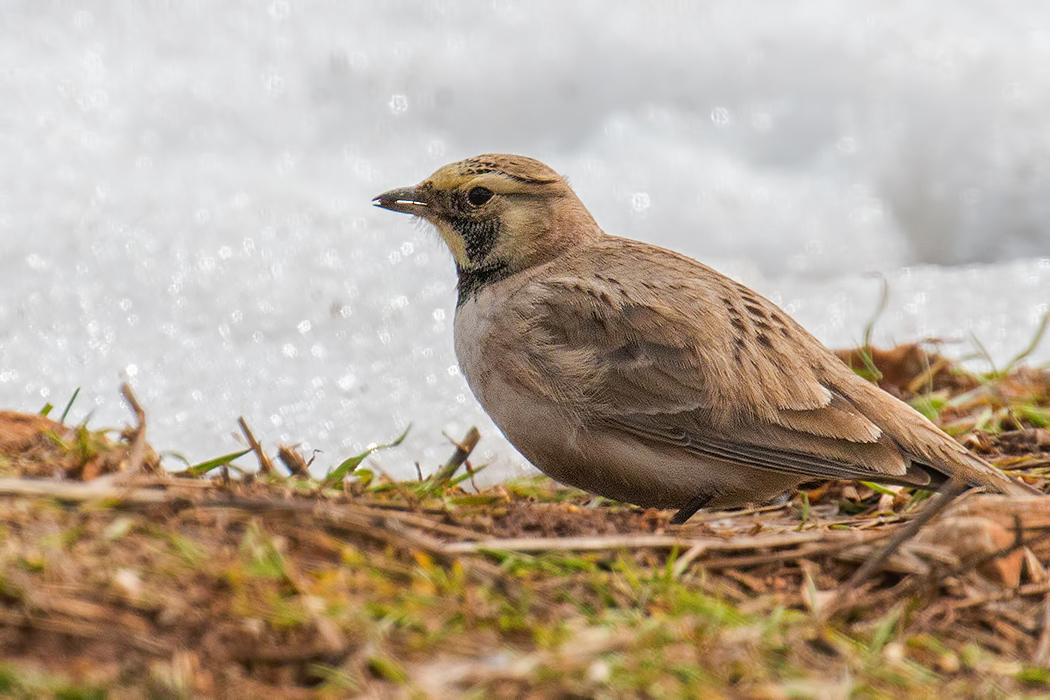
[453,286,582,464]
[453,287,509,410]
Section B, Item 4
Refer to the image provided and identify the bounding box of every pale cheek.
[497,205,547,258]
[435,222,470,267]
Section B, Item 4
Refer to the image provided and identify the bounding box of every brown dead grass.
[0,343,1048,698]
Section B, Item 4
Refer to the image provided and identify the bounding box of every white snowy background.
[1,1,1048,479]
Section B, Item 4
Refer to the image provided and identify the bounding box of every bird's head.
[373,154,601,285]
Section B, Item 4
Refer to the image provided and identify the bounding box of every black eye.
[467,187,494,207]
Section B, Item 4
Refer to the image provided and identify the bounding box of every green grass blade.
[860,481,898,496]
[187,448,252,477]
[323,425,411,488]
[448,462,489,489]
[969,333,999,378]
[862,274,889,351]
[159,451,192,467]
[1004,310,1049,373]
[59,387,81,424]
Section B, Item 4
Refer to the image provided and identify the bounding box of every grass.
[0,342,1047,697]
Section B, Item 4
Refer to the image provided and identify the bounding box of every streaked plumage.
[374,154,1035,522]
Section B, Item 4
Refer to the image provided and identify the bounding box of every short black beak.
[372,186,428,216]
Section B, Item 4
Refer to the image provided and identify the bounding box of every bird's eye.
[467,187,494,207]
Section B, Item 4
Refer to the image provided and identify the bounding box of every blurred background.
[1,1,1048,478]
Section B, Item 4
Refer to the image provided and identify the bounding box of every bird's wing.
[607,410,924,484]
[517,259,923,484]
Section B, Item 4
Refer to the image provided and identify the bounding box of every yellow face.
[373,154,570,274]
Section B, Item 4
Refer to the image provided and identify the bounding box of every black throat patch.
[448,205,513,306]
[456,260,511,307]
[451,216,501,265]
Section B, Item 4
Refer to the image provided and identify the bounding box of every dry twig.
[277,444,311,477]
[120,382,154,474]
[238,416,275,476]
[432,426,481,485]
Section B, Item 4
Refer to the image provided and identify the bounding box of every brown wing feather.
[607,412,927,484]
[825,372,1036,496]
[528,261,841,424]
[515,237,1031,494]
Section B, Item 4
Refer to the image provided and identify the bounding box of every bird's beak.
[372,186,429,217]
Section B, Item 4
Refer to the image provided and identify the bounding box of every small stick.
[678,502,790,525]
[277,444,310,477]
[442,528,836,555]
[671,541,708,579]
[699,534,891,570]
[0,477,172,503]
[120,383,153,474]
[465,459,481,492]
[949,578,1050,610]
[431,427,481,485]
[444,533,702,554]
[828,476,970,614]
[237,417,275,476]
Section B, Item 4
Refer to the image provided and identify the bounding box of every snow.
[1,1,1048,479]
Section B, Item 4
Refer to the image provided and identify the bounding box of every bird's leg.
[671,492,714,524]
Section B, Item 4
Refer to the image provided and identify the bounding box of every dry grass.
[1,342,1049,698]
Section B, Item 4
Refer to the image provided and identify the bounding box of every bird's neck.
[456,260,512,307]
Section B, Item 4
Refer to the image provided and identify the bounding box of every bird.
[373,154,1036,523]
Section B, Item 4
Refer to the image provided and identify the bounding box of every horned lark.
[373,154,1035,522]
